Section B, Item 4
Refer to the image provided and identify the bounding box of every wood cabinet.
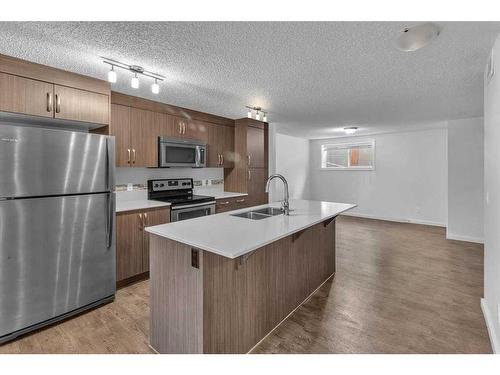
[0,72,54,118]
[247,168,268,207]
[208,123,235,168]
[247,125,266,168]
[116,206,170,286]
[109,104,158,168]
[53,85,109,125]
[107,94,236,169]
[129,107,158,167]
[110,104,131,167]
[225,118,268,206]
[116,211,144,282]
[215,196,248,213]
[0,54,110,125]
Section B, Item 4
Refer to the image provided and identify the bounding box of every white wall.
[447,117,484,243]
[309,126,448,226]
[270,133,311,202]
[483,36,500,353]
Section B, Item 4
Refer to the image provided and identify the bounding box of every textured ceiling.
[0,22,499,138]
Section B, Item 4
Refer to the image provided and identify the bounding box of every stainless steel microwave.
[158,137,206,168]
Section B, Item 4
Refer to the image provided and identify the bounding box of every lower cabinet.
[116,206,170,286]
[215,196,248,213]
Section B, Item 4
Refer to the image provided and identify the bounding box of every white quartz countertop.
[145,199,356,259]
[116,199,171,213]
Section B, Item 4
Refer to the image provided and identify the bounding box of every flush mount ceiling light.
[343,127,358,135]
[395,22,440,52]
[245,106,268,122]
[102,57,165,94]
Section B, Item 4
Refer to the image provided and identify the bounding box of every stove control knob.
[160,183,165,187]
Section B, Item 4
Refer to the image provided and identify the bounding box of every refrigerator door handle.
[106,193,114,248]
[105,137,115,191]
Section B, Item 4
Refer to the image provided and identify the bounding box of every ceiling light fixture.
[151,79,160,94]
[395,22,440,52]
[343,126,358,135]
[102,57,164,92]
[131,73,140,89]
[107,65,117,83]
[245,106,268,122]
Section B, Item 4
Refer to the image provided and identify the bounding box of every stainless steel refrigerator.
[0,123,116,344]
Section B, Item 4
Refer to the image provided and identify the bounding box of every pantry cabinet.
[224,118,269,206]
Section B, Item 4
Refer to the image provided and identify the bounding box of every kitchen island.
[145,199,355,354]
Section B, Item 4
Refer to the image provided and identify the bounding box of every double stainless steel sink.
[231,207,284,220]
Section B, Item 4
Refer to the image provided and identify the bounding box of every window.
[321,140,375,170]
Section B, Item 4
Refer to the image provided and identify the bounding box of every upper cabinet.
[53,85,109,125]
[208,123,235,168]
[109,104,158,168]
[246,125,266,168]
[0,54,110,125]
[105,92,236,169]
[0,72,54,118]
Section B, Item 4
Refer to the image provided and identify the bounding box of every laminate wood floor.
[0,216,491,354]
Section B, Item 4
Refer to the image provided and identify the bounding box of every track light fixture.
[103,57,164,94]
[245,106,268,122]
[107,65,117,83]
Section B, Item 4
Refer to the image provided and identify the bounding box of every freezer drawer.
[0,124,114,198]
[0,193,115,338]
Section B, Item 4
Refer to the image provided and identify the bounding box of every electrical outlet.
[486,191,490,205]
[127,183,133,192]
[416,207,421,214]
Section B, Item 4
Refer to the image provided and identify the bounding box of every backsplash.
[115,167,224,191]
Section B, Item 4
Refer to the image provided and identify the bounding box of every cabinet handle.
[219,154,223,166]
[236,199,245,203]
[132,149,136,164]
[248,170,251,181]
[178,122,182,134]
[247,154,251,166]
[218,201,230,205]
[46,92,52,112]
[183,122,186,134]
[55,94,61,113]
[138,213,143,230]
[144,212,148,226]
[221,154,224,165]
[127,149,131,164]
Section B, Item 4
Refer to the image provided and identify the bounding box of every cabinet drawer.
[215,196,248,213]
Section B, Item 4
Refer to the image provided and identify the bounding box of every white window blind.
[321,140,375,170]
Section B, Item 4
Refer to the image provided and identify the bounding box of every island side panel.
[149,235,204,354]
[202,219,336,354]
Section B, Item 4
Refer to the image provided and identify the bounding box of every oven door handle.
[171,201,216,211]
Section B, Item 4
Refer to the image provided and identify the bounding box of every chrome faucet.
[265,174,290,215]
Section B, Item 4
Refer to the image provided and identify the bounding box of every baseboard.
[446,233,484,244]
[481,298,499,354]
[340,211,446,227]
